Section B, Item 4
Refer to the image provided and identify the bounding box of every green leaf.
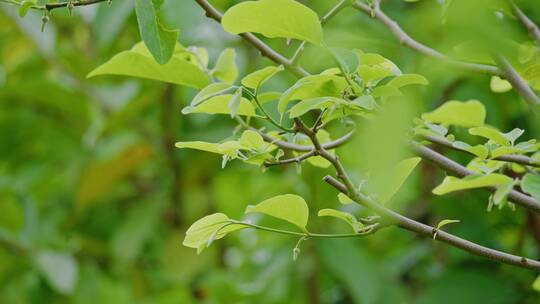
[19,0,37,18]
[34,251,78,295]
[278,74,348,114]
[245,194,309,232]
[372,157,422,203]
[371,85,403,100]
[490,180,516,210]
[182,94,258,116]
[490,76,512,93]
[239,130,266,151]
[433,219,460,239]
[87,42,209,89]
[437,219,460,230]
[452,141,489,159]
[183,213,244,254]
[469,126,510,146]
[533,275,540,292]
[433,174,513,195]
[222,0,323,44]
[288,97,342,118]
[191,83,235,106]
[387,73,429,88]
[228,88,243,118]
[135,0,179,64]
[212,48,238,84]
[522,173,540,201]
[504,128,524,145]
[421,100,486,127]
[338,193,354,205]
[175,140,243,157]
[318,209,363,233]
[241,65,284,90]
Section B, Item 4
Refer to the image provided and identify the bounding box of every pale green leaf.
[433,174,513,195]
[421,100,486,127]
[452,141,488,159]
[239,130,266,151]
[288,97,342,118]
[241,65,284,90]
[183,213,245,254]
[175,140,243,157]
[387,73,429,88]
[338,193,354,205]
[87,42,209,89]
[135,0,179,64]
[522,173,540,201]
[182,94,257,116]
[469,126,510,146]
[191,82,234,106]
[433,219,460,239]
[212,48,238,84]
[19,0,37,17]
[228,88,243,118]
[245,194,309,232]
[278,74,348,114]
[371,85,403,99]
[436,219,460,230]
[222,0,323,44]
[490,76,512,93]
[533,275,540,292]
[318,209,363,233]
[34,251,78,295]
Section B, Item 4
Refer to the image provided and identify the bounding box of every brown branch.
[322,175,540,271]
[288,117,540,270]
[494,55,540,108]
[410,141,540,214]
[512,1,540,48]
[351,1,501,75]
[417,133,540,168]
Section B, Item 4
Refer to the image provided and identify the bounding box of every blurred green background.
[1,0,540,303]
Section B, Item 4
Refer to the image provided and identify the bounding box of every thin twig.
[494,55,540,108]
[511,1,540,48]
[351,1,501,75]
[322,176,540,271]
[264,150,316,167]
[417,133,540,168]
[410,141,540,214]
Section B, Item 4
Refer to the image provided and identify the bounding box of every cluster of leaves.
[414,100,540,210]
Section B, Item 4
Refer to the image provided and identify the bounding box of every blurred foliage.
[0,0,539,303]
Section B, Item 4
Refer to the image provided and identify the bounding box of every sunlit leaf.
[88,42,209,89]
[490,76,512,93]
[212,48,238,84]
[338,193,354,205]
[433,174,513,195]
[422,100,486,127]
[469,126,510,146]
[288,97,342,118]
[245,194,309,232]
[222,0,323,44]
[318,209,363,233]
[183,213,245,254]
[278,74,347,114]
[182,94,258,116]
[387,73,429,88]
[241,65,284,90]
[452,141,489,159]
